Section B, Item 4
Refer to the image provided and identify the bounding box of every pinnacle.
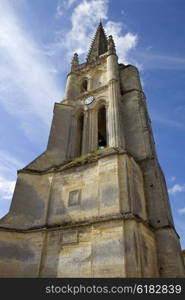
[86,22,108,63]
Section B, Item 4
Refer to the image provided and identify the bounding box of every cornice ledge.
[0,212,153,233]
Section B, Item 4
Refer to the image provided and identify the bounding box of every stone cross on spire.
[86,22,108,63]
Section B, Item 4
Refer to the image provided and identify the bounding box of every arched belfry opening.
[81,79,88,93]
[98,106,107,149]
[76,112,84,156]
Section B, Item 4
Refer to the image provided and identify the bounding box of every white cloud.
[0,0,63,142]
[61,0,108,57]
[167,176,176,183]
[170,176,176,182]
[0,150,23,218]
[0,0,140,152]
[151,110,185,131]
[56,0,185,71]
[0,150,23,179]
[135,51,185,70]
[0,176,15,201]
[56,0,138,64]
[0,175,15,217]
[168,184,185,195]
[56,0,79,16]
[105,21,138,64]
[178,207,185,214]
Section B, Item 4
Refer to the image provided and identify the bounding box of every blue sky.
[0,0,185,248]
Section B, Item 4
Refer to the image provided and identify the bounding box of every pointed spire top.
[86,23,108,64]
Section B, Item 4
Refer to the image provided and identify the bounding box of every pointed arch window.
[98,106,107,149]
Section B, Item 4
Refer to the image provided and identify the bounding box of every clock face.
[84,96,94,105]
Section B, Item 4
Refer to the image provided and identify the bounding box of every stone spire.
[86,22,108,63]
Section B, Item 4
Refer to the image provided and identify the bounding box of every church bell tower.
[0,23,184,277]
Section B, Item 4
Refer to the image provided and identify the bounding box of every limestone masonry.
[0,23,184,277]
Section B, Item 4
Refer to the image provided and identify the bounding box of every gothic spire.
[86,22,108,63]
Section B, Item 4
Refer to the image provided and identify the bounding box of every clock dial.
[84,96,94,105]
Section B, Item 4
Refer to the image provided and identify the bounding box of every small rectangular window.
[68,189,81,206]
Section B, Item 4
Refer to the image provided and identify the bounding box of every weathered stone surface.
[182,250,185,265]
[124,220,159,277]
[118,155,147,220]
[0,23,184,278]
[156,228,185,277]
[24,103,73,171]
[0,219,159,278]
[61,230,78,245]
[0,173,52,229]
[120,65,142,93]
[139,159,174,228]
[0,231,44,278]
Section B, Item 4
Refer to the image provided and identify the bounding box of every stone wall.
[0,230,44,277]
[0,218,158,278]
[0,152,158,277]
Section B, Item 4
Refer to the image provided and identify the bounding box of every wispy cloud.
[135,51,185,70]
[0,176,15,201]
[0,150,23,179]
[151,111,185,131]
[60,0,108,57]
[0,0,63,143]
[168,176,176,182]
[55,0,138,64]
[56,0,79,16]
[0,150,23,217]
[56,0,185,71]
[178,207,185,214]
[168,184,185,195]
[105,21,138,65]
